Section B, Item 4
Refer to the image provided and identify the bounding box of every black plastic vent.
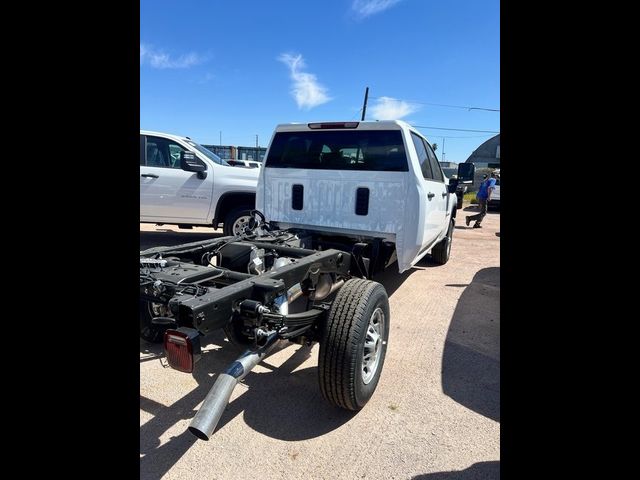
[355,187,369,216]
[292,184,304,210]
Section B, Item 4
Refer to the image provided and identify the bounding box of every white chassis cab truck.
[139,121,474,440]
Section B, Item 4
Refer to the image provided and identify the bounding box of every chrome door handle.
[141,173,159,179]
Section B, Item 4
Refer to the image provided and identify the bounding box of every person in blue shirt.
[466,172,497,228]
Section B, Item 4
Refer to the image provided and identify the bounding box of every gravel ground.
[140,206,500,480]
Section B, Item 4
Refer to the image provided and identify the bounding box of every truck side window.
[426,144,444,182]
[411,132,433,180]
[140,135,146,166]
[145,136,186,169]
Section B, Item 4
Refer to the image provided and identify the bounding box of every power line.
[371,96,500,112]
[351,107,364,120]
[412,125,500,134]
[433,134,497,139]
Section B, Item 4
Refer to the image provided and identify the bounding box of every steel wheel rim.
[232,215,252,235]
[362,307,385,384]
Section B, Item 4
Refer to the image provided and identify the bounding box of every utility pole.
[361,86,369,121]
[219,131,222,145]
[442,137,446,163]
[255,134,258,148]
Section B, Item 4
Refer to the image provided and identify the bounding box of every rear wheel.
[223,207,254,236]
[431,217,454,265]
[318,279,390,411]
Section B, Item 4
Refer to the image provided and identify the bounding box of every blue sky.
[141,0,499,163]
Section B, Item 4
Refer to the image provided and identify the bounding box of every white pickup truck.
[140,130,259,236]
[256,120,474,272]
[488,169,500,209]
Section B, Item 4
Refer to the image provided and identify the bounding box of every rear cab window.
[425,142,444,182]
[265,130,408,171]
[410,132,434,179]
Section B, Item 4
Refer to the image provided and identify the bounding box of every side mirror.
[457,163,475,184]
[180,151,207,179]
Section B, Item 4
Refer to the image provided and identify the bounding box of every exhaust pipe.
[310,277,344,301]
[188,331,280,440]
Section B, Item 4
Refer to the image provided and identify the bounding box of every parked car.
[488,169,500,209]
[140,130,259,236]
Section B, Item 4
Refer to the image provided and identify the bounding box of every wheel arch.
[213,191,256,227]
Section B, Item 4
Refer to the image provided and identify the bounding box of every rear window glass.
[265,130,408,171]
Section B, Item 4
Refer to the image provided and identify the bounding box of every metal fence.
[202,145,266,162]
[202,145,235,160]
[237,147,266,162]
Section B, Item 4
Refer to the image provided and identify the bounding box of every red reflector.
[163,328,201,373]
[308,122,359,129]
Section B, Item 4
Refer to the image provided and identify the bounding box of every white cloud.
[278,53,331,110]
[140,43,204,69]
[352,0,403,19]
[370,96,420,120]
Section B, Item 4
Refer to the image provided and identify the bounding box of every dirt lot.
[140,206,500,480]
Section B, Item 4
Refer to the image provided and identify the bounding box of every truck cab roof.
[273,120,417,133]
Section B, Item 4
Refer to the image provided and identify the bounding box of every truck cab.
[256,121,474,272]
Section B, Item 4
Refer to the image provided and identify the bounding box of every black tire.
[431,218,454,265]
[457,197,464,209]
[222,207,254,237]
[139,300,169,343]
[318,278,390,411]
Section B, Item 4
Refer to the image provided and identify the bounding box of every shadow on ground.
[139,231,499,478]
[442,267,500,422]
[373,265,418,296]
[413,461,500,479]
[462,205,499,214]
[140,332,355,479]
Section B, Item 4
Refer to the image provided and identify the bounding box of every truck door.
[140,134,214,222]
[425,142,448,222]
[410,133,446,247]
